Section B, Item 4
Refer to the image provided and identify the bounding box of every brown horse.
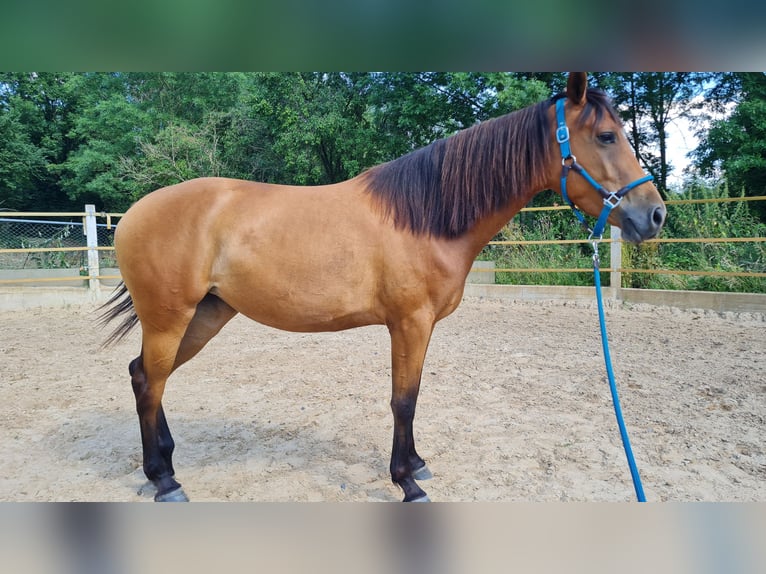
[102,72,665,502]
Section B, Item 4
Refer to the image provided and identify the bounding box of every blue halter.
[555,97,654,239]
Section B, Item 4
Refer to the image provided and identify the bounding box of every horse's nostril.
[652,205,666,228]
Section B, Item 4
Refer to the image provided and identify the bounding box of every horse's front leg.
[388,312,435,502]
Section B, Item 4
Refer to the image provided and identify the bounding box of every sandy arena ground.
[0,296,764,502]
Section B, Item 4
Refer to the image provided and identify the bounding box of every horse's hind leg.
[388,311,435,502]
[129,355,186,500]
[171,294,237,372]
[129,325,190,501]
[131,294,237,502]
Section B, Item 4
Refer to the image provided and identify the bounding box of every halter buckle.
[556,125,570,144]
[603,192,622,209]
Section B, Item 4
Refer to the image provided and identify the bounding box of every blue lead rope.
[592,242,646,502]
[555,96,648,501]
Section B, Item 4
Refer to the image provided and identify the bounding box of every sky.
[659,92,735,188]
[665,116,698,187]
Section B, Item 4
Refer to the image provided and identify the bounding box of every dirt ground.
[0,295,764,502]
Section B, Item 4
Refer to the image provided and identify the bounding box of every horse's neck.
[454,192,539,263]
[453,142,557,260]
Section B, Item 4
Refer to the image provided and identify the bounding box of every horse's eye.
[597,132,616,144]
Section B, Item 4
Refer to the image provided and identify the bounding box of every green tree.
[0,72,80,210]
[119,114,236,197]
[256,72,379,184]
[79,73,254,208]
[514,72,568,95]
[0,104,47,210]
[365,72,548,161]
[595,72,714,197]
[123,72,247,127]
[694,72,766,220]
[54,73,153,210]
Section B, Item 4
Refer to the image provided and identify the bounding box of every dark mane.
[361,88,619,238]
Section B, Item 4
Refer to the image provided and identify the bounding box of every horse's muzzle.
[619,202,666,244]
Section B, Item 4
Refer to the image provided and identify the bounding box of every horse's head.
[550,72,666,243]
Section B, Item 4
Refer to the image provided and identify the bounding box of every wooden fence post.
[610,225,622,301]
[85,204,100,295]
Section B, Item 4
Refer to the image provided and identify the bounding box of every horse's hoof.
[411,464,433,481]
[137,480,157,498]
[410,494,431,502]
[154,487,189,502]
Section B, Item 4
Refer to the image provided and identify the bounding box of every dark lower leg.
[387,314,435,502]
[156,405,175,476]
[130,356,182,497]
[138,417,182,497]
[390,396,428,502]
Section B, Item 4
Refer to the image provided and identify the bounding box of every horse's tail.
[98,282,139,347]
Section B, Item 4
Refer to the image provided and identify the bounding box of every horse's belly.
[211,277,383,333]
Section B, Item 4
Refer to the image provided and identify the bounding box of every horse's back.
[116,176,351,258]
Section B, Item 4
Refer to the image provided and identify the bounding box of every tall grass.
[627,183,766,293]
[479,196,606,286]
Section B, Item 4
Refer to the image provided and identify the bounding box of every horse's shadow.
[55,408,398,501]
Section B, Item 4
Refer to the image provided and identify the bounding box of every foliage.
[245,72,378,185]
[56,84,154,209]
[641,183,766,293]
[0,103,47,209]
[0,72,79,210]
[694,73,766,220]
[0,72,550,211]
[0,71,746,211]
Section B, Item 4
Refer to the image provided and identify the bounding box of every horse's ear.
[566,72,588,105]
